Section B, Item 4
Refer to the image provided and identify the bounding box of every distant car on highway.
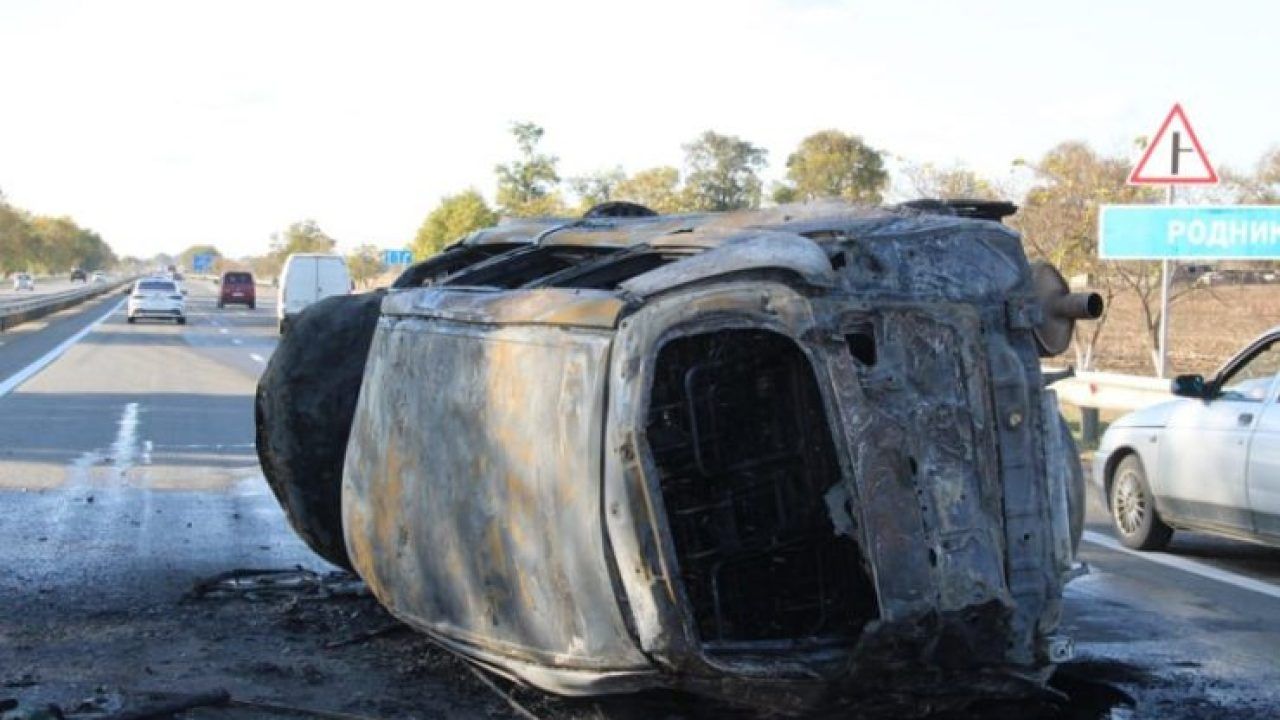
[12,273,34,291]
[1095,328,1280,550]
[127,277,187,325]
[91,271,106,283]
[277,253,349,334]
[70,268,87,283]
[218,271,256,309]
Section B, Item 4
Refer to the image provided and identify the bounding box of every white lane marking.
[249,353,266,364]
[109,402,141,477]
[232,338,243,345]
[218,328,228,334]
[1083,530,1280,601]
[0,297,126,398]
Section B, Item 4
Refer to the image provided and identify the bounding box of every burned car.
[256,200,1100,714]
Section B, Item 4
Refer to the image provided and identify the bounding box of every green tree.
[775,130,887,204]
[569,167,625,214]
[611,167,690,214]
[1227,148,1280,203]
[347,244,385,289]
[30,216,115,271]
[494,122,566,217]
[901,162,1000,201]
[272,219,337,255]
[682,131,767,211]
[0,201,38,274]
[254,220,337,281]
[412,189,498,259]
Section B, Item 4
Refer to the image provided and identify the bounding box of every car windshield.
[225,273,252,283]
[138,281,176,292]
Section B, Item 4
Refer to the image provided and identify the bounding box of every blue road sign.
[1099,205,1280,260]
[381,249,413,266]
[192,253,214,272]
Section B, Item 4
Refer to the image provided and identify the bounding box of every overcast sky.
[0,0,1275,258]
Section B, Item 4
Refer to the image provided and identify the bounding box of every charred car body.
[256,200,1100,714]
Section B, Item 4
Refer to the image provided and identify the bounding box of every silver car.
[1094,328,1280,550]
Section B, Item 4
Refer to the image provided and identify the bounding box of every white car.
[91,271,107,283]
[277,253,350,334]
[12,273,34,291]
[127,277,187,324]
[1094,328,1280,550]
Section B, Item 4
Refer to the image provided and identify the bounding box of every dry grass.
[1085,283,1280,376]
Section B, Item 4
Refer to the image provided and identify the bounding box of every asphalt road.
[0,283,1277,718]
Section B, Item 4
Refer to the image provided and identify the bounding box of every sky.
[0,0,1276,259]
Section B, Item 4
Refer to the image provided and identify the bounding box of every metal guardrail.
[1048,369,1173,445]
[1050,371,1172,412]
[0,279,133,332]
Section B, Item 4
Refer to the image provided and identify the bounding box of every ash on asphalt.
[2,569,1270,720]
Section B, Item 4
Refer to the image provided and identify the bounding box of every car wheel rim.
[1113,471,1147,536]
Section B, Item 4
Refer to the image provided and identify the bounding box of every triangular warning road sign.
[1128,103,1218,185]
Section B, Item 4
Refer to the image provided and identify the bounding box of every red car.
[218,271,256,309]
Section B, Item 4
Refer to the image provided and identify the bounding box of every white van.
[277,253,351,334]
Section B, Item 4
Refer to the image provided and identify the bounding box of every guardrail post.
[1081,408,1100,447]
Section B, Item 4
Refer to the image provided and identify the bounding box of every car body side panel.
[1247,396,1280,537]
[342,315,652,678]
[1157,399,1255,530]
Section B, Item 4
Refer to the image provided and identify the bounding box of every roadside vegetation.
[0,189,116,274]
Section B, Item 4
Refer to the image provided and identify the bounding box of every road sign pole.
[1157,185,1174,378]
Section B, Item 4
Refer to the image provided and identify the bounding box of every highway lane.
[1066,494,1280,715]
[0,282,505,719]
[0,284,1277,717]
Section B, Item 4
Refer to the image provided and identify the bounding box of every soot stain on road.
[4,567,1267,719]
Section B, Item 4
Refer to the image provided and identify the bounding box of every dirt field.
[1084,283,1280,375]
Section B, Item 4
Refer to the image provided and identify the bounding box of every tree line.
[409,123,1280,374]
[0,190,117,275]
[411,125,890,258]
[179,220,387,289]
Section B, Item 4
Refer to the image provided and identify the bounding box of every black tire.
[126,316,136,324]
[217,301,224,309]
[1109,455,1173,551]
[177,317,187,325]
[255,292,386,569]
[249,302,256,310]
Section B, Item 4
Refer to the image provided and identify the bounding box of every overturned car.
[256,200,1100,714]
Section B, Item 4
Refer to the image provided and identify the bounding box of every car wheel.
[249,302,256,310]
[127,315,136,324]
[177,316,187,325]
[217,301,224,309]
[1110,455,1173,551]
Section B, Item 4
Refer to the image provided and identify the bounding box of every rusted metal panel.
[343,318,652,683]
[382,287,624,329]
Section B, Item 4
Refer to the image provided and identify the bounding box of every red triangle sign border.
[1128,103,1218,185]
